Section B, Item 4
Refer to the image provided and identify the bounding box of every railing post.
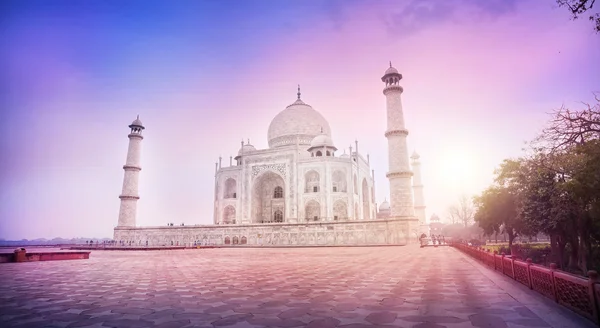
[549,263,558,302]
[588,270,599,325]
[510,256,515,280]
[501,252,505,273]
[526,258,533,289]
[493,251,498,270]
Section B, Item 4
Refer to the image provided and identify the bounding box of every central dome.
[268,98,331,148]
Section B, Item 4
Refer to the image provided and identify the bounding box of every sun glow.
[436,146,482,193]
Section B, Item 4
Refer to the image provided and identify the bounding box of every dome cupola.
[267,86,332,148]
[379,199,390,212]
[128,115,145,135]
[381,62,403,93]
[377,198,391,219]
[234,139,256,164]
[307,128,336,157]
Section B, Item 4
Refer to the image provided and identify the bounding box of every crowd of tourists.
[419,233,446,246]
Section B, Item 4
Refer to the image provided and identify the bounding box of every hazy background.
[1,0,599,239]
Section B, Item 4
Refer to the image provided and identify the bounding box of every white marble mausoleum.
[113,64,427,246]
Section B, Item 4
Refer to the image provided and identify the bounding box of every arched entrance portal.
[252,171,285,223]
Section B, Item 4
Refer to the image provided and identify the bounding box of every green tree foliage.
[474,160,527,250]
[474,96,600,274]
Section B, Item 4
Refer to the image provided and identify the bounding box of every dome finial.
[297,84,301,100]
[247,138,250,144]
[389,61,392,68]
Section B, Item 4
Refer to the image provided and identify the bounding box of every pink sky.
[1,0,599,239]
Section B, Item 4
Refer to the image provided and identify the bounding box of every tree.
[516,154,576,268]
[474,185,523,250]
[448,194,475,227]
[534,94,600,153]
[557,0,600,33]
[531,95,600,273]
[474,159,533,250]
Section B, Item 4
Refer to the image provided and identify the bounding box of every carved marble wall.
[114,219,410,247]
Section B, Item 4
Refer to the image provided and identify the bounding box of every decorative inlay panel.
[252,163,287,178]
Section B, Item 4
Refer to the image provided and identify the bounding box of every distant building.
[429,214,444,235]
[376,199,390,218]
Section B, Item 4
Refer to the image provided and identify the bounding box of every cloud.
[381,0,523,36]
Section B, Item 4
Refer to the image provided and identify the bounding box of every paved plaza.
[0,246,594,328]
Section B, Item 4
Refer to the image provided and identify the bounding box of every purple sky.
[1,0,599,240]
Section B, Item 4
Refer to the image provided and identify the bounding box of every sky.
[1,0,599,240]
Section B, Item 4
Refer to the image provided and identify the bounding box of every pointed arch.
[305,200,320,221]
[224,178,237,198]
[273,186,283,198]
[354,202,360,220]
[353,174,358,194]
[305,170,320,193]
[332,170,347,192]
[333,200,347,220]
[252,171,285,223]
[274,210,283,222]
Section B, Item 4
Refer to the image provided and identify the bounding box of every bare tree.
[447,206,458,225]
[533,93,600,153]
[557,0,600,33]
[448,194,475,227]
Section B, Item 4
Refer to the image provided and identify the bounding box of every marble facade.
[114,65,423,246]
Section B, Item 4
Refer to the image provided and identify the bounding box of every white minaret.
[117,116,145,227]
[411,151,426,226]
[382,63,415,220]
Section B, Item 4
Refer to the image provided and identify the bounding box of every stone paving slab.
[0,246,593,327]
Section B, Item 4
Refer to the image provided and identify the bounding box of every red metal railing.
[451,243,600,325]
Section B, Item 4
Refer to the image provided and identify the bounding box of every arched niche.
[224,178,236,199]
[333,200,347,220]
[305,170,320,193]
[305,200,320,221]
[252,171,285,223]
[332,170,347,192]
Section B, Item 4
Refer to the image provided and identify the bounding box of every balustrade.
[450,242,600,325]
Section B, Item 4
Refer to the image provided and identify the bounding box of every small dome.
[411,151,420,159]
[310,133,335,149]
[384,66,399,75]
[129,115,144,128]
[379,199,390,211]
[340,152,350,159]
[237,143,256,156]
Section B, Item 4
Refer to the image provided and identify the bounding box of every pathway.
[0,246,594,327]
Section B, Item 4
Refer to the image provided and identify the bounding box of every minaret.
[411,151,426,226]
[382,63,415,219]
[117,116,145,227]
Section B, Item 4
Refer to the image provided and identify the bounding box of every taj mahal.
[113,64,428,246]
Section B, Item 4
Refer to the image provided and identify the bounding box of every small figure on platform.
[431,234,437,245]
